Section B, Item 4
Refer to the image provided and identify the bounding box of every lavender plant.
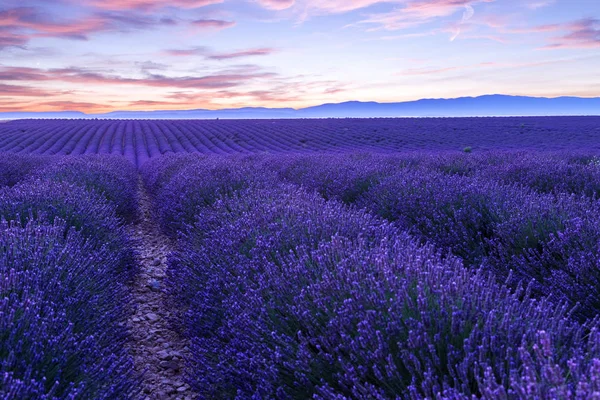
[0,154,51,188]
[158,160,600,398]
[0,220,138,399]
[0,180,137,280]
[30,155,140,222]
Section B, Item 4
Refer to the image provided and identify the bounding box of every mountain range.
[1,95,599,119]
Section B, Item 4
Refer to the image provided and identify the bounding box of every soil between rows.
[127,178,195,400]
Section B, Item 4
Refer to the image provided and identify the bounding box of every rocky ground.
[127,179,195,400]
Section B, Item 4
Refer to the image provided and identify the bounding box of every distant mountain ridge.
[1,95,599,119]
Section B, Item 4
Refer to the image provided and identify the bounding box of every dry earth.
[127,179,195,400]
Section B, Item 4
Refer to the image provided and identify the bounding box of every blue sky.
[1,0,599,112]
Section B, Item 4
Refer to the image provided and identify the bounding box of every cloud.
[526,0,555,10]
[503,24,562,34]
[323,86,347,94]
[208,48,276,60]
[542,18,600,49]
[299,0,394,14]
[126,98,220,109]
[361,0,494,32]
[0,65,277,90]
[0,66,51,81]
[0,7,108,40]
[255,0,295,10]
[0,83,54,97]
[164,46,210,56]
[82,0,223,11]
[259,0,493,21]
[0,6,181,48]
[191,19,236,30]
[38,100,111,111]
[0,31,28,49]
[165,47,276,60]
[450,4,475,41]
[135,61,170,71]
[255,0,404,17]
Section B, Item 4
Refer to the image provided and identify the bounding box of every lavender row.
[2,117,600,166]
[0,155,140,398]
[268,153,600,320]
[141,153,276,237]
[144,154,600,398]
[0,153,51,188]
[419,152,600,199]
[270,152,600,202]
[28,155,140,222]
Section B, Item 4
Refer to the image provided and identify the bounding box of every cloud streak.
[360,0,494,32]
[83,0,223,11]
[0,83,55,97]
[256,0,295,10]
[209,48,276,60]
[0,65,277,90]
[542,18,600,49]
[165,46,276,60]
[450,4,475,41]
[0,6,183,49]
[191,19,236,30]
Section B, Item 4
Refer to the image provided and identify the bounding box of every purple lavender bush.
[142,155,276,236]
[163,171,600,398]
[268,153,407,203]
[0,153,51,188]
[483,193,600,320]
[0,220,138,399]
[356,168,517,265]
[0,180,137,280]
[415,151,600,199]
[30,155,140,222]
[167,184,400,339]
[141,153,208,195]
[476,155,600,199]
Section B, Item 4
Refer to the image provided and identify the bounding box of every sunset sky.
[1,0,599,113]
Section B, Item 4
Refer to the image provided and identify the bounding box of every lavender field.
[2,118,600,399]
[1,117,600,166]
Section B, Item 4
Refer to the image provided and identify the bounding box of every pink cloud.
[361,0,494,31]
[255,0,413,16]
[265,0,495,19]
[164,46,209,56]
[38,100,111,111]
[191,19,236,30]
[479,14,562,35]
[542,18,600,49]
[256,0,295,10]
[0,83,54,97]
[0,7,108,40]
[507,24,561,34]
[0,6,181,48]
[0,65,276,90]
[323,86,347,94]
[165,47,275,59]
[83,0,223,11]
[0,31,28,49]
[208,48,276,60]
[125,99,217,109]
[526,0,555,10]
[299,0,395,14]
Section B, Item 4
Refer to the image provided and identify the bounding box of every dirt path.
[127,178,194,400]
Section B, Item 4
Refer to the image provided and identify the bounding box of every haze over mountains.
[2,95,599,120]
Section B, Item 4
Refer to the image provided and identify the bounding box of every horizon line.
[1,93,600,116]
